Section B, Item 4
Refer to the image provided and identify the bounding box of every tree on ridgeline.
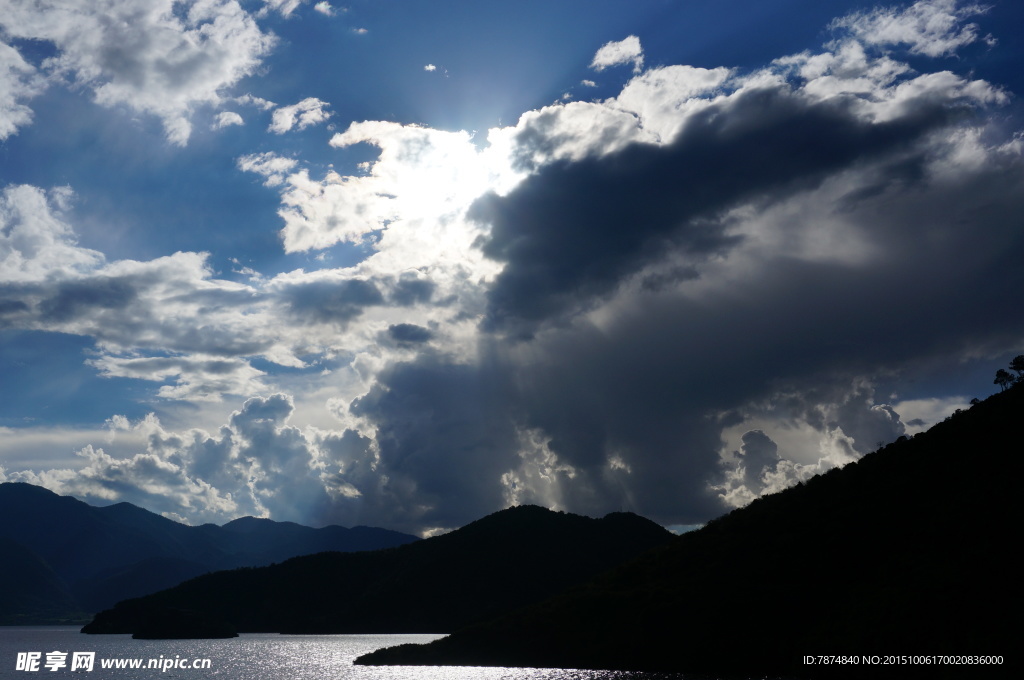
[994,368,1014,392]
[1010,355,1024,379]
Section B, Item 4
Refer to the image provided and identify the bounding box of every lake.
[0,628,693,680]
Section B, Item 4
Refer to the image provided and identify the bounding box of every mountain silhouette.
[357,387,1018,678]
[0,483,418,623]
[82,505,674,635]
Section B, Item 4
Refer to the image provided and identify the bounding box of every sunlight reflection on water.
[0,629,692,680]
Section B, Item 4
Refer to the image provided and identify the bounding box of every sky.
[1,0,1022,536]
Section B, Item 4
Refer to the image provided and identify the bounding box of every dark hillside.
[82,506,674,635]
[358,386,1018,678]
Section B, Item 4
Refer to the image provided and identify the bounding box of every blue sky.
[1,0,1022,535]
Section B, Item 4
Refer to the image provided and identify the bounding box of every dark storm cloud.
[349,98,1024,527]
[279,278,384,324]
[103,356,247,377]
[503,150,1024,517]
[303,32,1024,529]
[389,275,436,306]
[386,323,433,345]
[38,277,137,322]
[471,86,970,334]
[349,355,521,529]
[736,430,780,494]
[0,298,29,316]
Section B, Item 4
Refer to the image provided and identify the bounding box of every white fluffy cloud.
[590,35,644,73]
[610,65,732,141]
[0,185,103,282]
[261,0,305,18]
[831,0,991,57]
[268,97,332,134]
[0,40,44,139]
[314,2,336,17]
[237,152,299,186]
[0,0,276,144]
[244,120,521,255]
[716,382,906,506]
[88,355,269,402]
[4,393,408,527]
[213,111,244,128]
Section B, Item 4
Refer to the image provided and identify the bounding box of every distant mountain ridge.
[0,483,419,623]
[357,386,1019,678]
[82,505,675,635]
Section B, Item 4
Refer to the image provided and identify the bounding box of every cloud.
[386,323,433,345]
[216,0,1024,529]
[424,64,437,72]
[1,185,103,283]
[467,1,1007,341]
[10,442,239,523]
[892,395,972,434]
[38,276,139,322]
[261,0,305,17]
[247,120,520,253]
[275,275,385,326]
[313,2,335,17]
[237,152,299,187]
[348,356,523,529]
[5,1,1024,535]
[234,93,276,110]
[589,35,644,73]
[213,111,244,128]
[0,425,132,471]
[714,379,909,506]
[389,273,436,306]
[0,0,276,145]
[610,65,732,142]
[0,40,45,139]
[268,97,332,134]
[345,0,1021,526]
[831,0,990,57]
[733,430,781,495]
[2,178,471,408]
[5,391,487,531]
[474,80,984,334]
[87,355,268,402]
[5,397,343,525]
[2,184,281,398]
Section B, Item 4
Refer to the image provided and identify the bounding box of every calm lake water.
[0,628,696,680]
